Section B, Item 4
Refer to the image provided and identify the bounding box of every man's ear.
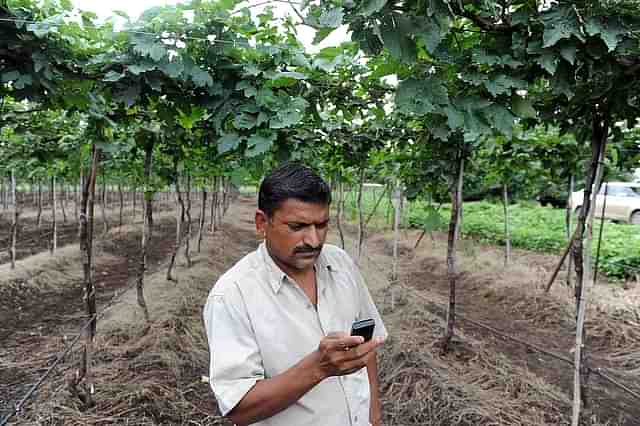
[255,209,268,236]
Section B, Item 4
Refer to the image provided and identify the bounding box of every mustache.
[294,245,322,254]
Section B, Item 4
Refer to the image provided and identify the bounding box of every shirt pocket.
[326,272,360,328]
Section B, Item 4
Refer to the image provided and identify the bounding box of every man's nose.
[303,225,321,247]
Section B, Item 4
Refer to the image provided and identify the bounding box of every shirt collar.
[258,242,337,294]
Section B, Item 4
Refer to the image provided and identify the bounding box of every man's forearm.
[367,354,382,425]
[227,352,324,426]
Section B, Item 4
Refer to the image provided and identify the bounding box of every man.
[203,162,388,426]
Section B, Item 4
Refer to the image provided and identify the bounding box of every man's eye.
[317,221,329,229]
[288,224,303,231]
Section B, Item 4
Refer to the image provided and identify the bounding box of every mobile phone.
[350,318,375,342]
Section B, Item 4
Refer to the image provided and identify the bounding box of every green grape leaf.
[104,71,125,82]
[160,61,184,78]
[313,27,335,45]
[128,63,156,75]
[396,78,448,114]
[512,96,537,118]
[359,0,386,16]
[270,97,309,129]
[1,70,20,83]
[246,131,276,157]
[484,74,526,97]
[484,104,515,138]
[542,6,580,48]
[319,7,343,28]
[537,50,559,75]
[559,42,577,65]
[218,133,243,154]
[585,17,624,51]
[236,80,257,98]
[445,106,465,130]
[234,112,257,129]
[190,67,213,87]
[381,22,417,63]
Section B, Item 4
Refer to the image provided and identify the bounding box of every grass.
[340,188,640,279]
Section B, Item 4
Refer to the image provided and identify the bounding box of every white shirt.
[203,243,388,426]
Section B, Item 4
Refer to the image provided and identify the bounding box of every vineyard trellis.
[0,182,237,425]
[358,241,640,406]
[2,0,640,424]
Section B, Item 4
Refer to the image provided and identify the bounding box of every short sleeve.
[350,260,389,341]
[203,283,264,416]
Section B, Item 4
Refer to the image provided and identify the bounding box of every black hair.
[258,162,331,217]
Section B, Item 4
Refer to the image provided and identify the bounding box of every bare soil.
[0,213,180,420]
[367,229,640,425]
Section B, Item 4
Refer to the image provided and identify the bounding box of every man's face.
[256,198,330,274]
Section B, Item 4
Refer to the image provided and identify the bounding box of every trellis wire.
[360,251,640,405]
[398,281,640,403]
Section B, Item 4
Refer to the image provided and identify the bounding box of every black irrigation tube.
[0,199,230,424]
[0,273,145,426]
[360,252,640,404]
[398,282,640,403]
[0,314,96,426]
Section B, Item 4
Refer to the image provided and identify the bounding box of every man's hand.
[225,333,385,426]
[313,332,385,380]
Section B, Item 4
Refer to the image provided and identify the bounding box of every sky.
[72,0,349,53]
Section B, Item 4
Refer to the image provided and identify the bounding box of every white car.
[571,182,640,225]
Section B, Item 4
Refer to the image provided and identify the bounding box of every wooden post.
[101,174,108,234]
[136,143,153,322]
[216,177,223,226]
[572,116,608,426]
[503,183,511,266]
[391,179,402,282]
[356,168,365,260]
[209,176,218,233]
[335,174,345,250]
[184,174,192,267]
[443,151,464,353]
[197,187,207,253]
[566,174,575,287]
[77,172,84,240]
[60,182,68,224]
[9,170,18,269]
[118,183,124,227]
[1,176,5,211]
[167,171,186,281]
[75,177,80,223]
[36,179,42,228]
[51,176,57,253]
[71,143,99,407]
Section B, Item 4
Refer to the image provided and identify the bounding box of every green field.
[343,190,640,279]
